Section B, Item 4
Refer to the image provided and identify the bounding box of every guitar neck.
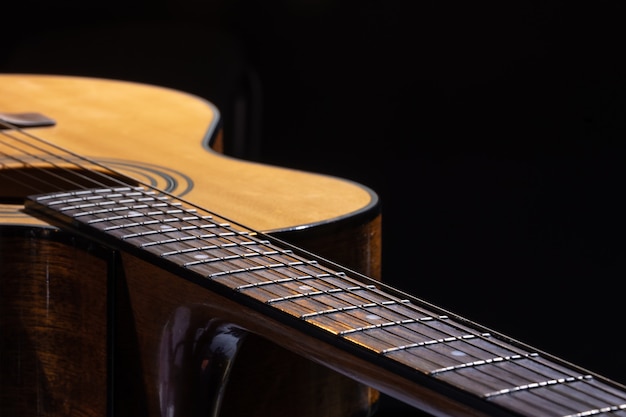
[24,186,626,417]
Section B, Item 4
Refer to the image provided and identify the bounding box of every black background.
[3,1,626,415]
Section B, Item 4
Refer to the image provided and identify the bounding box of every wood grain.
[0,74,376,234]
[0,74,383,417]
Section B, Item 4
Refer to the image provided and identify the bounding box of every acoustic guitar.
[1,74,625,417]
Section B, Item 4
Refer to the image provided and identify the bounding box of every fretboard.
[24,187,626,417]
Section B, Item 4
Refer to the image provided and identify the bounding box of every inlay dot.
[366,314,382,320]
[451,350,467,357]
[299,285,313,290]
[194,254,209,259]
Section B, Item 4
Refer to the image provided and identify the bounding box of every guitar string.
[79,188,626,412]
[1,122,624,414]
[1,122,621,415]
[0,127,127,194]
[2,120,620,412]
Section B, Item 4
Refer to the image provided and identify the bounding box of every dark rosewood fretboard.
[24,187,626,417]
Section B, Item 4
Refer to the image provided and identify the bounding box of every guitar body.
[0,75,382,416]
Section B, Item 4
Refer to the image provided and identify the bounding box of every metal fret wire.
[34,188,626,416]
[6,122,624,412]
[3,124,626,415]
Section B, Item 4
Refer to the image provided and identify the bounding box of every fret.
[153,230,247,250]
[180,242,299,272]
[209,258,290,277]
[160,241,250,258]
[196,257,316,283]
[222,270,362,307]
[269,288,382,310]
[437,337,530,371]
[489,378,626,417]
[300,297,404,318]
[188,262,288,287]
[556,382,626,417]
[75,201,174,217]
[39,188,146,206]
[142,233,222,252]
[433,348,626,416]
[486,374,591,399]
[62,200,119,212]
[182,250,263,267]
[181,247,294,268]
[110,213,209,233]
[25,187,626,417]
[388,336,493,375]
[306,304,415,336]
[370,315,454,344]
[494,392,573,417]
[64,201,175,222]
[240,276,327,300]
[344,318,476,352]
[342,318,445,352]
[112,222,220,248]
[383,332,492,356]
[236,275,316,289]
[57,194,171,217]
[267,290,347,318]
[323,289,401,308]
[103,211,202,231]
[226,262,313,286]
[567,406,626,417]
[334,307,459,347]
[107,217,195,236]
[285,300,386,333]
[433,353,542,396]
[339,316,443,335]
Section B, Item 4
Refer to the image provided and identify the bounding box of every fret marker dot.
[366,314,381,320]
[194,254,209,259]
[128,211,142,216]
[451,350,466,357]
[299,285,313,290]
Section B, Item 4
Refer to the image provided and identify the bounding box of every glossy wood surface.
[0,74,376,234]
[0,74,383,417]
[0,232,110,417]
[11,75,626,417]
